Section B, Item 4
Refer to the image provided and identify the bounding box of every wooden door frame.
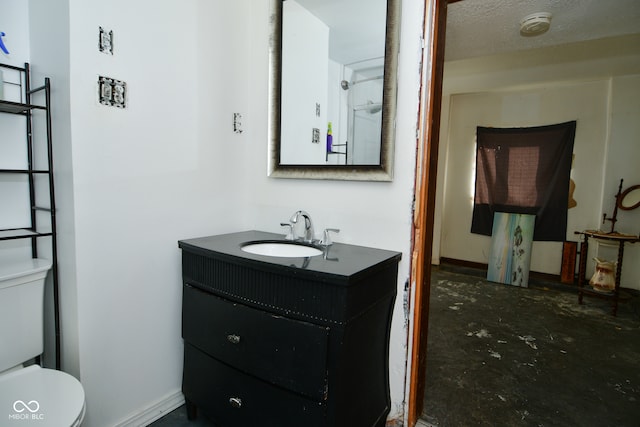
[407,0,455,425]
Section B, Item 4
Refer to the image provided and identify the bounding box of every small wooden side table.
[575,230,639,316]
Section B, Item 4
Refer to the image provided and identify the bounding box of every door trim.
[407,0,449,425]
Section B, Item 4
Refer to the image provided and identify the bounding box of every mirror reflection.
[268,0,400,181]
[619,184,640,211]
[281,0,386,166]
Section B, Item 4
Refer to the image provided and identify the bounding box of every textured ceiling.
[445,0,640,61]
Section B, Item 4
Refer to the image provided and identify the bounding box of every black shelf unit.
[326,141,348,163]
[0,62,60,369]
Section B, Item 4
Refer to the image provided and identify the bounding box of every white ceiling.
[445,0,640,61]
[294,0,386,65]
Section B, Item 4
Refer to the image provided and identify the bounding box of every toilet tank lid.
[0,258,52,283]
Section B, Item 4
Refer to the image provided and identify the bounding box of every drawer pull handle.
[228,397,242,409]
[227,334,241,344]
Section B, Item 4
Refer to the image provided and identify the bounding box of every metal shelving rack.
[0,62,60,369]
[326,141,348,163]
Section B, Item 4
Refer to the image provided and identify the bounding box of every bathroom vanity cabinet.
[179,231,401,427]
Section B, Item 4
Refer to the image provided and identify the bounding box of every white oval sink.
[241,242,323,258]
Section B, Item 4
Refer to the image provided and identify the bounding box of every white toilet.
[0,258,86,426]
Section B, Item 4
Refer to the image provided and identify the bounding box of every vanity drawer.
[182,284,330,400]
[183,343,325,427]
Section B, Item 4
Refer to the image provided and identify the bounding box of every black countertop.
[178,230,402,284]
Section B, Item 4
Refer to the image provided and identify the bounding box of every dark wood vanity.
[179,230,401,427]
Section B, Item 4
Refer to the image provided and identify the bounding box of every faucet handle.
[320,228,340,246]
[280,222,294,240]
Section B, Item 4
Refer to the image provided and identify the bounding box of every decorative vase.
[589,258,616,292]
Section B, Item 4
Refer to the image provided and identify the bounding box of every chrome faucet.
[289,210,315,243]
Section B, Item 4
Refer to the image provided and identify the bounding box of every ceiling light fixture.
[520,12,552,37]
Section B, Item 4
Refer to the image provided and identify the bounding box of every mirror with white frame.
[268,0,400,181]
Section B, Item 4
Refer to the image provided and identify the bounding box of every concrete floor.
[150,266,640,427]
[422,266,640,426]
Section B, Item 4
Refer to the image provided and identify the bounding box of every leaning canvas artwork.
[487,212,536,287]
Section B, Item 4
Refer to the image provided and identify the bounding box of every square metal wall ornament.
[99,27,114,54]
[98,76,126,108]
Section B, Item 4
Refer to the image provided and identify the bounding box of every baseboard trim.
[113,389,184,427]
[439,257,562,283]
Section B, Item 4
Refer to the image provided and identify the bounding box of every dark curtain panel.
[471,121,576,241]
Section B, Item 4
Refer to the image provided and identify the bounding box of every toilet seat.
[0,365,85,426]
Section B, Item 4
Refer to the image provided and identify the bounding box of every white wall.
[68,1,196,425]
[67,1,259,424]
[13,0,423,426]
[0,0,30,68]
[435,36,640,290]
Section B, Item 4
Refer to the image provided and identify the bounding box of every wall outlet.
[99,27,114,54]
[98,76,126,108]
[233,113,243,134]
[312,128,320,144]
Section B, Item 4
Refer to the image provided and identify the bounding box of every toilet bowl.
[0,258,86,426]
